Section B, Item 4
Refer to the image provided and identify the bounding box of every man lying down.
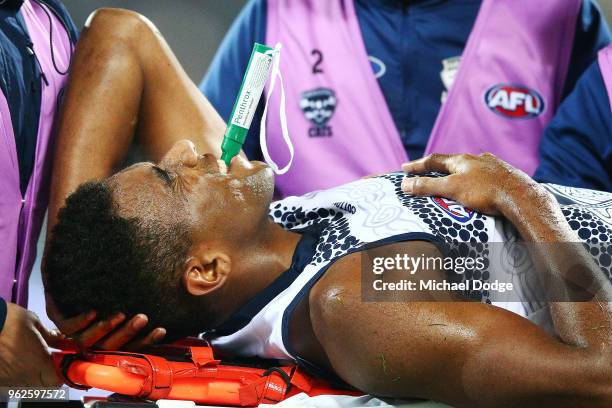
[42,8,610,408]
[45,142,611,406]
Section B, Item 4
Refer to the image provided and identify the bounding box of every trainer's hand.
[0,303,63,386]
[46,294,165,351]
[401,153,538,215]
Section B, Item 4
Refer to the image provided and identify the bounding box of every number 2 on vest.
[311,49,324,74]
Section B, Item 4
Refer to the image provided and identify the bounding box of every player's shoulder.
[309,251,361,327]
[309,240,442,327]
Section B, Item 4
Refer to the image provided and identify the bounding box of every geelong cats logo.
[299,87,336,137]
[484,83,545,119]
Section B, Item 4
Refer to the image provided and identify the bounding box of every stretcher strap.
[60,354,91,390]
[262,366,293,393]
[239,368,291,405]
[143,354,173,401]
[238,366,317,405]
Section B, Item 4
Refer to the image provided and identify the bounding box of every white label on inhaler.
[231,51,273,129]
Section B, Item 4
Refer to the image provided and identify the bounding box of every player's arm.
[311,153,611,406]
[45,8,227,350]
[401,153,612,348]
[48,8,227,235]
[310,270,610,407]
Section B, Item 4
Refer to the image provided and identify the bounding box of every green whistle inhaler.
[220,43,274,167]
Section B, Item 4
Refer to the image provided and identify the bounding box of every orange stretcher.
[53,340,361,406]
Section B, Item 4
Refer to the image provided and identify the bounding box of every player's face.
[109,140,275,246]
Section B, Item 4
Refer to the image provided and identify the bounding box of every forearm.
[499,181,612,348]
[315,288,611,407]
[48,10,145,235]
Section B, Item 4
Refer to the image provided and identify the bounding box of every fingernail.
[153,328,166,342]
[132,315,147,330]
[112,313,126,324]
[87,311,97,320]
[401,177,413,193]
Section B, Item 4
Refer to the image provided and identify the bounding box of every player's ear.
[181,250,231,296]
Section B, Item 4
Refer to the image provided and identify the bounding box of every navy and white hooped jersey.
[204,173,612,365]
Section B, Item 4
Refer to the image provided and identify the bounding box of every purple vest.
[599,45,612,112]
[264,0,579,197]
[0,0,72,306]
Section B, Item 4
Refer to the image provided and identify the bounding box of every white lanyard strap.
[260,43,294,175]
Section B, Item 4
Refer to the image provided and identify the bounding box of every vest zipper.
[25,40,48,87]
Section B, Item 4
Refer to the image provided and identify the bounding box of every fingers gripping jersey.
[207,173,612,366]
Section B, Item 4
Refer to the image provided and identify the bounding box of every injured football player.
[46,143,612,407]
[43,8,611,407]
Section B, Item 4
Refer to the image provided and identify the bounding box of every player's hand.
[401,153,539,215]
[45,294,166,351]
[0,303,64,386]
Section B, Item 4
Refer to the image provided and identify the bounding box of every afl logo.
[484,83,545,119]
[431,197,474,223]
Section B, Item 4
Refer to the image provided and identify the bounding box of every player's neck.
[248,220,302,281]
[214,221,301,322]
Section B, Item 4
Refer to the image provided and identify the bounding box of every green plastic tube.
[220,43,274,166]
